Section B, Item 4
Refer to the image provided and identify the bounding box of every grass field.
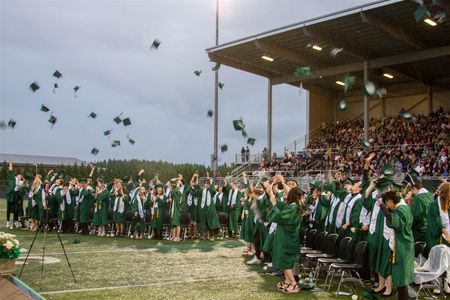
[0,199,377,300]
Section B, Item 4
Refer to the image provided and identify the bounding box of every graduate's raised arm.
[88,165,96,179]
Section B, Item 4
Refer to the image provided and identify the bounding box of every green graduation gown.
[199,186,220,231]
[227,188,242,233]
[170,186,183,227]
[268,202,300,270]
[94,189,110,226]
[79,187,94,224]
[151,195,167,229]
[388,204,414,288]
[410,189,433,242]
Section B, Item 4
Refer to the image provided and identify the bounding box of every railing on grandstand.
[234,153,262,165]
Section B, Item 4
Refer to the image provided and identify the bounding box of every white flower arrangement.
[0,232,22,259]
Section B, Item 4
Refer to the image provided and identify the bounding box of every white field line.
[43,248,159,255]
[40,274,263,295]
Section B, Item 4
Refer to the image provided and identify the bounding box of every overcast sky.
[0,0,372,166]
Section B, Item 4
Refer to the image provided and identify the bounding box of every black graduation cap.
[112,140,120,147]
[241,130,248,138]
[104,130,112,136]
[113,113,123,124]
[194,70,202,76]
[53,70,62,79]
[0,121,6,130]
[123,117,131,126]
[91,148,99,155]
[41,104,50,112]
[207,110,213,118]
[8,119,16,129]
[30,82,40,92]
[48,115,57,128]
[53,83,58,93]
[217,82,224,89]
[220,144,228,153]
[73,86,80,98]
[151,39,161,50]
[128,136,136,145]
[247,138,256,146]
[89,112,97,119]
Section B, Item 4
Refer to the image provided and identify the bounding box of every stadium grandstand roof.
[206,0,450,97]
[0,153,84,166]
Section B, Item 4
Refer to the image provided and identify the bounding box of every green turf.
[0,199,386,299]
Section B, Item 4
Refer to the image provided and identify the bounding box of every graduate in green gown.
[307,181,329,232]
[130,186,147,239]
[226,180,243,238]
[111,179,129,237]
[198,173,220,240]
[425,182,450,254]
[186,172,200,239]
[93,178,110,237]
[169,175,184,242]
[59,179,77,233]
[404,174,433,243]
[380,191,414,300]
[28,175,43,231]
[50,178,64,230]
[150,184,168,240]
[265,181,303,294]
[340,181,363,240]
[78,178,94,235]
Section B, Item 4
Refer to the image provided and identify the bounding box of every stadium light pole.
[213,0,219,173]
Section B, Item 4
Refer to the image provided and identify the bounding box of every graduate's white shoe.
[247,256,261,265]
[6,221,10,229]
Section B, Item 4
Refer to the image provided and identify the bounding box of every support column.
[363,61,369,142]
[267,78,273,160]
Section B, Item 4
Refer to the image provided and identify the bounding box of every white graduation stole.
[369,191,381,235]
[187,193,193,206]
[201,188,212,208]
[137,195,145,219]
[41,189,47,208]
[113,194,125,213]
[228,189,238,206]
[345,194,362,223]
[335,193,352,228]
[77,188,84,204]
[309,196,320,228]
[386,200,407,251]
[437,196,450,241]
[325,194,339,226]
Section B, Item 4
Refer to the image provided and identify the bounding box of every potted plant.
[0,232,22,275]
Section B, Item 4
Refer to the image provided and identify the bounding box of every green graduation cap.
[220,144,228,153]
[151,39,161,49]
[362,80,377,96]
[122,117,131,126]
[112,140,121,147]
[73,239,81,244]
[217,82,224,89]
[207,110,213,118]
[399,108,412,120]
[404,170,420,185]
[247,137,255,146]
[344,74,356,92]
[24,171,35,180]
[8,119,16,129]
[309,180,323,191]
[73,86,80,97]
[89,112,97,119]
[64,174,72,182]
[338,100,348,111]
[113,115,122,124]
[30,82,40,92]
[294,66,311,77]
[41,104,50,112]
[128,136,135,145]
[382,165,396,178]
[58,171,65,179]
[48,115,57,127]
[53,70,62,79]
[414,5,431,22]
[53,83,58,93]
[241,129,248,138]
[360,139,370,148]
[233,119,245,131]
[104,130,112,136]
[194,70,202,76]
[79,178,87,183]
[343,177,354,186]
[375,177,393,192]
[91,148,99,155]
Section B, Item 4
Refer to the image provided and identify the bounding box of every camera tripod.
[18,207,76,289]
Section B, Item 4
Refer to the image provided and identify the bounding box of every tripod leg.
[18,227,39,278]
[55,228,77,283]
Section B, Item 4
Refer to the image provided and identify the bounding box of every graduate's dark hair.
[382,191,399,204]
[286,187,304,215]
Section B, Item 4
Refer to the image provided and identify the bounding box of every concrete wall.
[308,91,334,133]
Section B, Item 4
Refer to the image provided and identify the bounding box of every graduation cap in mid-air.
[382,165,396,178]
[233,119,245,131]
[217,82,224,89]
[330,47,344,57]
[151,39,161,50]
[48,115,57,128]
[113,113,123,124]
[128,136,136,145]
[360,139,370,148]
[8,119,16,129]
[344,74,356,92]
[73,86,80,97]
[123,117,131,126]
[53,70,62,79]
[89,112,97,119]
[104,130,112,136]
[207,110,213,118]
[338,100,348,111]
[112,140,121,147]
[362,80,377,96]
[220,144,228,153]
[399,108,412,120]
[30,82,40,92]
[91,148,99,155]
[247,138,256,146]
[414,5,431,22]
[294,66,311,77]
[241,130,248,138]
[53,83,58,93]
[41,104,50,112]
[24,171,35,180]
[194,70,202,76]
[0,121,6,130]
